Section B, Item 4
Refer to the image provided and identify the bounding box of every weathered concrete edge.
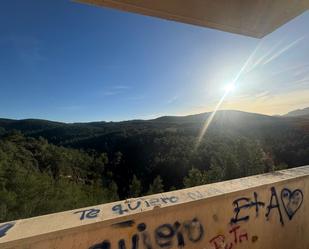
[0,165,308,248]
[75,0,263,38]
[76,1,309,38]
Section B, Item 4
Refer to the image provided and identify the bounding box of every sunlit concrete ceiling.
[77,0,309,38]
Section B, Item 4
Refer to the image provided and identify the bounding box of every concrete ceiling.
[77,0,309,38]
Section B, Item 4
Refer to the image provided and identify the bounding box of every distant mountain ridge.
[1,109,308,147]
[0,110,293,133]
[1,108,306,126]
[284,107,309,117]
[0,109,307,131]
[152,110,276,123]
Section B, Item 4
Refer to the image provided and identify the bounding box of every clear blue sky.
[0,1,308,122]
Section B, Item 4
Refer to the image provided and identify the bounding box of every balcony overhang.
[77,0,309,38]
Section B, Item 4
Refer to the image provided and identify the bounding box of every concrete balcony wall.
[0,166,308,249]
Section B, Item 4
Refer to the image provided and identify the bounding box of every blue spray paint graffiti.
[0,222,15,238]
[75,208,101,220]
[230,186,303,226]
[112,196,179,215]
[89,218,204,249]
[281,188,303,220]
[230,192,265,224]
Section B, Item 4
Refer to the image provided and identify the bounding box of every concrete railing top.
[1,165,309,249]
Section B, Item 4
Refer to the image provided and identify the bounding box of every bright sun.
[224,83,236,93]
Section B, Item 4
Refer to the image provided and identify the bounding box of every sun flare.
[224,83,236,93]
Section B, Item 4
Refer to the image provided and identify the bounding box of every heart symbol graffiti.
[281,188,303,220]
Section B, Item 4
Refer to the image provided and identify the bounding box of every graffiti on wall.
[209,225,249,249]
[0,222,15,238]
[230,187,303,226]
[87,186,304,249]
[111,196,179,215]
[281,188,303,220]
[74,208,101,220]
[89,218,204,249]
[111,190,207,216]
[72,190,208,221]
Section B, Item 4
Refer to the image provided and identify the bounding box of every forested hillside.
[0,110,308,222]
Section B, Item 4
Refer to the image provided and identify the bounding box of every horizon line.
[1,107,307,124]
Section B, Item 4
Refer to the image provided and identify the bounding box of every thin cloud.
[102,91,119,96]
[268,63,309,77]
[113,85,130,90]
[101,85,130,96]
[255,91,270,98]
[127,95,145,101]
[167,95,179,104]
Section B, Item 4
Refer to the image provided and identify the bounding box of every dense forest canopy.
[0,110,308,222]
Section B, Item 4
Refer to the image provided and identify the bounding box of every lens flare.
[195,36,305,149]
[224,83,236,93]
[195,44,260,149]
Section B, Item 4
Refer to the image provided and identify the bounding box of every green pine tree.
[147,175,164,195]
[129,175,142,198]
[183,167,208,188]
